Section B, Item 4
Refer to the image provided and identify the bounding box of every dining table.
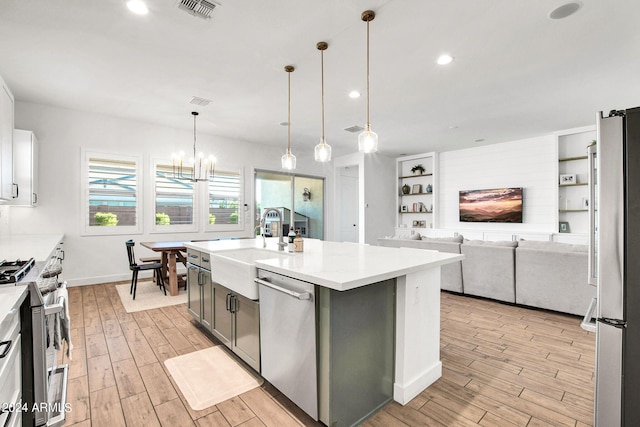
[140,241,187,296]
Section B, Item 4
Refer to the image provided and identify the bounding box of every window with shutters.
[82,151,142,235]
[153,161,197,232]
[206,168,243,231]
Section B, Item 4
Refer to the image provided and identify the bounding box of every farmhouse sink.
[209,248,293,300]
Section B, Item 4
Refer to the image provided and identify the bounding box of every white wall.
[9,102,333,286]
[438,135,557,236]
[333,152,396,244]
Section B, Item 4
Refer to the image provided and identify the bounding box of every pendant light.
[172,111,216,182]
[314,41,332,162]
[358,10,378,154]
[281,65,297,170]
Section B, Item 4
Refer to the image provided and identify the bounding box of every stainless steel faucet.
[261,208,287,251]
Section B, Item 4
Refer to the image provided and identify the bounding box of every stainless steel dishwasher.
[255,269,318,420]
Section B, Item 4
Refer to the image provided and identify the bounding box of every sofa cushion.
[422,235,463,243]
[517,240,587,253]
[463,239,518,247]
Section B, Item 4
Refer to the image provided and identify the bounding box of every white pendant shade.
[281,151,296,170]
[314,138,332,162]
[358,125,378,153]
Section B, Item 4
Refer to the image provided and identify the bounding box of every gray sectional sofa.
[377,235,595,316]
[377,235,463,293]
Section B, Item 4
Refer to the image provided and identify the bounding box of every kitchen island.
[185,238,463,426]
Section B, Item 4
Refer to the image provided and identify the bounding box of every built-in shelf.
[559,183,588,187]
[559,209,588,213]
[399,173,433,179]
[400,211,433,214]
[559,156,588,162]
[400,192,433,196]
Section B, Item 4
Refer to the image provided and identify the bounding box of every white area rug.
[164,346,263,410]
[115,279,187,313]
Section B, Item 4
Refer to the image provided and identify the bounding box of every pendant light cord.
[321,48,325,142]
[193,112,197,162]
[366,18,370,128]
[288,70,291,155]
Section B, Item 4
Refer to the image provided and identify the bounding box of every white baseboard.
[393,361,442,405]
[65,271,153,287]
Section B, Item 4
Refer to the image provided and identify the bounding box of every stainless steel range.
[0,258,35,284]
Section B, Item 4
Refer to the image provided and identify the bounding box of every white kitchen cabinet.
[12,129,38,206]
[0,76,16,200]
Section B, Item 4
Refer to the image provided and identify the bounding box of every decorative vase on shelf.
[402,184,410,195]
[426,184,432,193]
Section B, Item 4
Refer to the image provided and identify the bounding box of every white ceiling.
[1,0,639,158]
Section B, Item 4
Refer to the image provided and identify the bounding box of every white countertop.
[0,234,64,262]
[0,284,28,324]
[185,238,463,291]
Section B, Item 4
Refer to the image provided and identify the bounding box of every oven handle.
[44,297,65,316]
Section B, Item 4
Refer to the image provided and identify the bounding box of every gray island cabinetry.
[185,238,463,427]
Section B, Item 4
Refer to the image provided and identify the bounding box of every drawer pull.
[0,340,12,358]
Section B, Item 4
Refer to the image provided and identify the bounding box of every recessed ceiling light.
[474,138,485,143]
[549,2,582,20]
[436,54,454,65]
[127,0,149,15]
[279,121,289,126]
[349,90,361,99]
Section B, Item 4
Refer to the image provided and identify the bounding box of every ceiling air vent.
[177,0,219,19]
[344,125,364,133]
[189,96,211,106]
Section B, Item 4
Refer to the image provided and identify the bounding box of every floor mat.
[164,346,263,410]
[115,279,187,313]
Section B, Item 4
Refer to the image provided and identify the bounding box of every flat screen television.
[459,187,523,223]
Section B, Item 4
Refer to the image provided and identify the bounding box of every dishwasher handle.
[255,278,311,300]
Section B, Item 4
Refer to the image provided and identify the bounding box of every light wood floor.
[63,283,595,427]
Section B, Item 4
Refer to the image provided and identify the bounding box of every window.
[82,150,142,235]
[206,168,243,231]
[153,161,197,232]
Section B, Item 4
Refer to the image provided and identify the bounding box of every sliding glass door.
[255,170,324,240]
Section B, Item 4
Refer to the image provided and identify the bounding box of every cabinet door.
[211,283,232,346]
[12,130,38,206]
[0,81,14,200]
[187,265,201,322]
[201,271,212,331]
[233,293,260,372]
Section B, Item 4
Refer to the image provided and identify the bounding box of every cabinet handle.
[226,293,232,311]
[33,193,38,204]
[11,183,18,198]
[0,340,12,358]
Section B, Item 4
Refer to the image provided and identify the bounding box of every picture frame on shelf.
[559,221,570,233]
[412,220,419,227]
[559,174,576,185]
[400,205,408,213]
[418,220,426,228]
[411,184,422,194]
[581,197,589,210]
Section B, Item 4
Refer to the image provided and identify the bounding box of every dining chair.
[126,240,166,300]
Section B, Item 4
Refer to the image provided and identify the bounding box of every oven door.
[28,282,69,427]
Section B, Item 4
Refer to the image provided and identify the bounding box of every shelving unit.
[396,152,438,231]
[557,128,595,235]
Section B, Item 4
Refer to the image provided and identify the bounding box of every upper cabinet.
[557,127,596,235]
[396,152,438,232]
[0,75,16,200]
[13,129,38,206]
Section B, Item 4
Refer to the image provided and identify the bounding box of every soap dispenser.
[287,228,296,253]
[293,229,304,252]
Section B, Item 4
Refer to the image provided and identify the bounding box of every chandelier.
[172,111,216,182]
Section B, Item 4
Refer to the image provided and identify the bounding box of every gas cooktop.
[0,258,36,284]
